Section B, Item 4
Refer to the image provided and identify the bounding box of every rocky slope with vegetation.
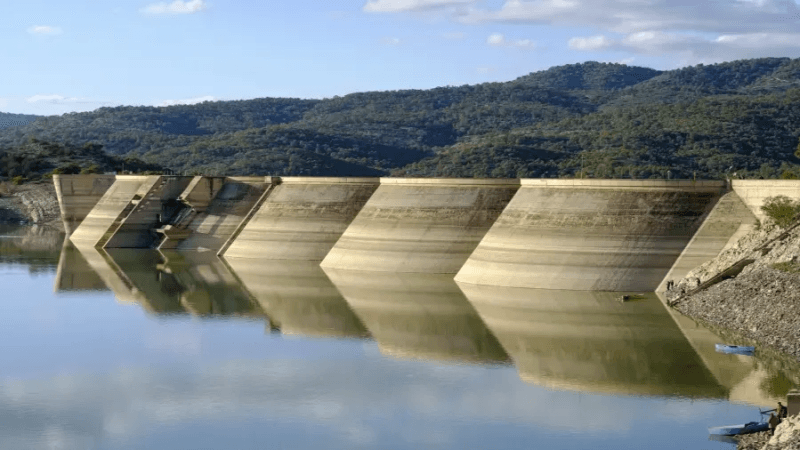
[669,197,800,362]
[1,57,800,179]
[0,181,63,230]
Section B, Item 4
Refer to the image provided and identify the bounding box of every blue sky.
[3,0,800,115]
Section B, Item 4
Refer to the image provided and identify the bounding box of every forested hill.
[0,112,40,130]
[2,57,800,180]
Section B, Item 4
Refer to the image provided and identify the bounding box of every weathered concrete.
[224,258,368,338]
[321,178,519,273]
[323,268,510,364]
[656,191,757,293]
[52,174,116,234]
[457,282,726,397]
[179,176,226,212]
[176,177,272,252]
[69,176,160,246]
[732,180,800,222]
[455,180,727,291]
[103,176,193,248]
[223,177,380,260]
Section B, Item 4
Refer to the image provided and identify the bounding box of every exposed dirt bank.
[0,181,63,231]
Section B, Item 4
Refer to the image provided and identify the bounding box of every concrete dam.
[55,174,788,293]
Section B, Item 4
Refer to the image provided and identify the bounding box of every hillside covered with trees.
[2,57,800,180]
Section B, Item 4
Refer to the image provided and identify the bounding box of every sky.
[3,0,800,116]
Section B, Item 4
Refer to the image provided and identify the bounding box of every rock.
[762,415,800,450]
[673,221,800,363]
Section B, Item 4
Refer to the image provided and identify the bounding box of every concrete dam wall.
[69,175,162,246]
[223,177,379,260]
[320,178,520,274]
[57,175,800,295]
[455,180,738,291]
[52,174,116,234]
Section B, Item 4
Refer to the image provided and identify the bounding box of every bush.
[761,195,800,228]
[80,164,100,174]
[772,261,800,273]
[11,176,26,185]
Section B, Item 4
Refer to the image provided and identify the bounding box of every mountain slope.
[1,57,799,179]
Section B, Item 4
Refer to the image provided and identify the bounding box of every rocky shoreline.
[667,222,800,363]
[0,181,63,231]
[736,415,800,450]
[666,220,800,450]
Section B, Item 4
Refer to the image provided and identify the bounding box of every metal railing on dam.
[55,175,800,293]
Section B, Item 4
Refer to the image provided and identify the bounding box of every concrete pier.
[103,176,194,248]
[52,174,115,234]
[655,191,757,293]
[455,180,729,291]
[321,178,519,273]
[69,175,161,246]
[223,177,379,260]
[174,177,272,252]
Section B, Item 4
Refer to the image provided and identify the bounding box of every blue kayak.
[708,421,769,436]
[715,344,755,355]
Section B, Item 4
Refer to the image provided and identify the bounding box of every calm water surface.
[1,226,797,450]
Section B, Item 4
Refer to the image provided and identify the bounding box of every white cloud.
[382,37,402,45]
[450,0,800,63]
[714,32,800,48]
[487,33,536,48]
[26,94,87,104]
[363,0,474,13]
[27,25,62,35]
[460,0,800,34]
[159,95,215,106]
[568,35,613,50]
[141,0,207,15]
[487,33,505,45]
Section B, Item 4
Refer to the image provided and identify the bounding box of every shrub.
[80,164,100,174]
[771,261,800,273]
[761,195,800,228]
[11,176,26,185]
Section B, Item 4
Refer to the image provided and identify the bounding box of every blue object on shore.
[708,421,769,436]
[715,344,755,355]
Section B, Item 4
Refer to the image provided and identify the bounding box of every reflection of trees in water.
[761,371,796,398]
[0,225,64,271]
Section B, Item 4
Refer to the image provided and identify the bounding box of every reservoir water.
[1,225,797,450]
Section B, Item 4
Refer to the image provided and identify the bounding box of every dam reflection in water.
[54,242,796,408]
